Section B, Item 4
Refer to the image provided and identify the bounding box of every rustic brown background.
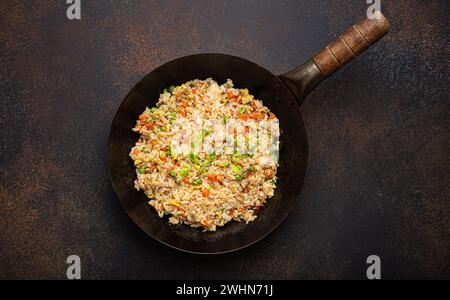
[0,0,449,279]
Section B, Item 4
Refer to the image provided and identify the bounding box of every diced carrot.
[183,177,190,184]
[227,90,235,99]
[264,168,273,178]
[179,109,187,118]
[162,145,169,152]
[139,114,149,122]
[151,140,157,147]
[245,126,249,133]
[216,174,224,183]
[269,113,276,120]
[181,101,188,108]
[132,149,140,156]
[161,156,167,162]
[207,174,217,181]
[239,114,248,121]
[205,107,212,113]
[146,122,154,130]
[202,189,210,197]
[258,113,266,120]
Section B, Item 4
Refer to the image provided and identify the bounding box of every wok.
[108,12,391,254]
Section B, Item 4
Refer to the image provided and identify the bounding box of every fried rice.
[129,78,279,231]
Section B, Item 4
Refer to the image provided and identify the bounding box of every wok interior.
[108,54,308,253]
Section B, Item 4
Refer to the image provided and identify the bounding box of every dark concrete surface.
[0,0,448,279]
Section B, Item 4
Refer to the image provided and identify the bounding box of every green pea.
[193,178,202,185]
[169,170,177,177]
[168,85,176,93]
[138,167,146,174]
[179,165,190,177]
[235,175,243,181]
[189,153,199,164]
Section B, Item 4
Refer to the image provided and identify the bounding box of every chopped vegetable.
[248,165,256,172]
[199,161,209,173]
[168,85,176,93]
[138,167,146,174]
[169,199,181,207]
[193,178,202,185]
[208,174,217,181]
[169,144,175,158]
[207,151,215,161]
[235,174,243,181]
[239,106,247,114]
[150,107,156,113]
[231,165,243,174]
[202,189,210,197]
[169,170,177,177]
[179,165,190,176]
[239,114,248,121]
[139,114,149,122]
[202,128,212,140]
[222,161,230,167]
[189,153,199,164]
[264,168,273,178]
[216,174,224,183]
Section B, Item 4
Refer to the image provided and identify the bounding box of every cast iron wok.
[108,12,390,254]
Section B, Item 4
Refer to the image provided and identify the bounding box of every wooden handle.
[313,11,391,76]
